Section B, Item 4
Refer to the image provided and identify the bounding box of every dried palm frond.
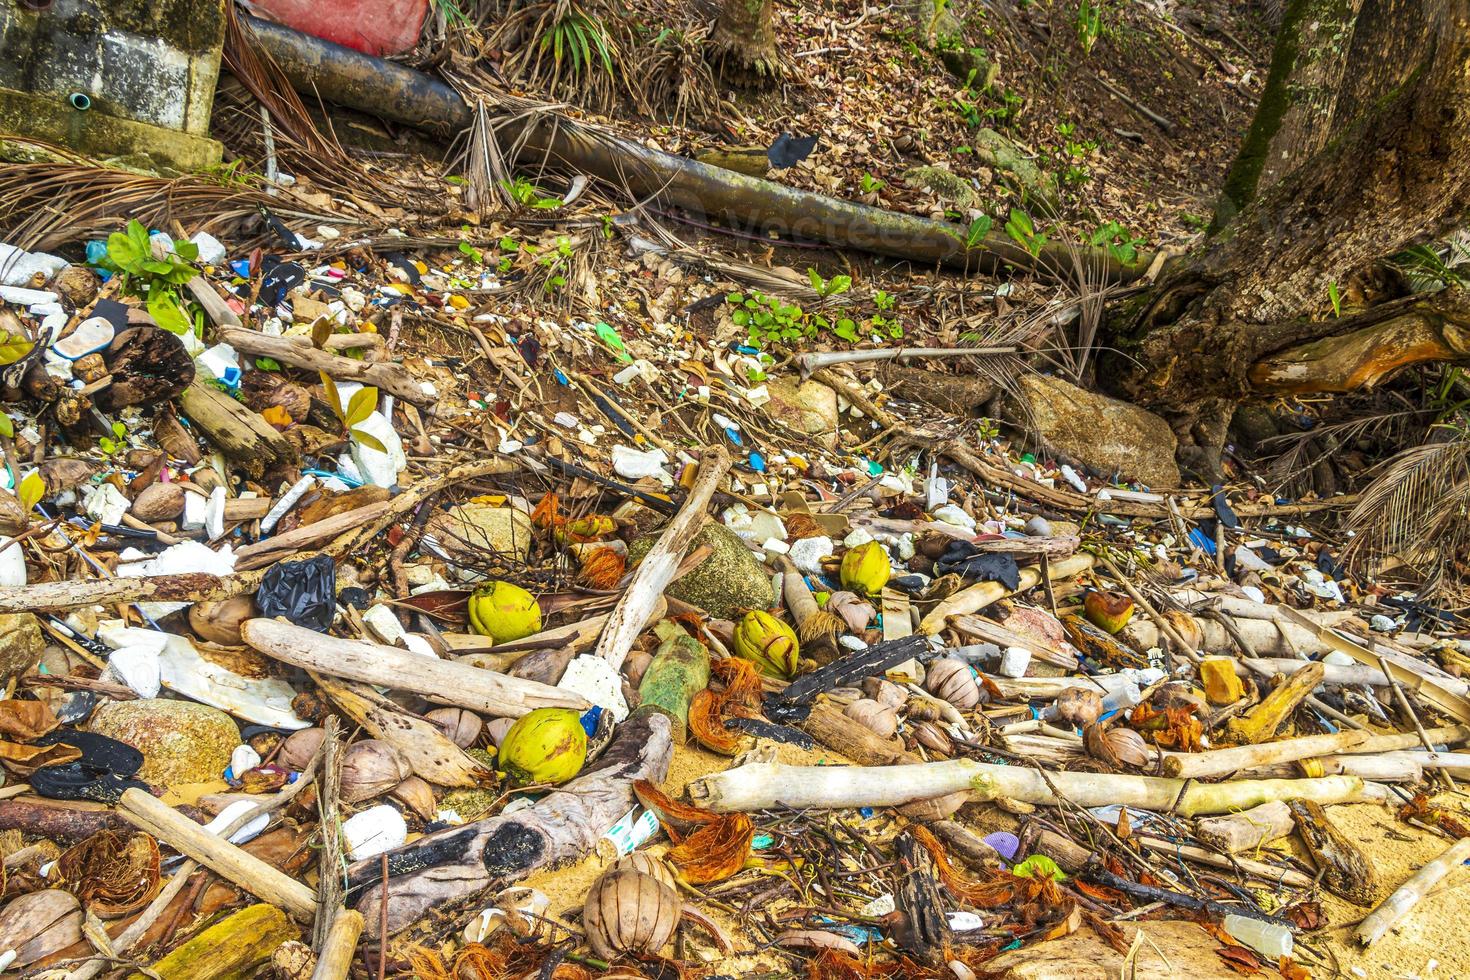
[0,140,355,252]
[1259,406,1421,493]
[1343,429,1470,589]
[222,4,344,161]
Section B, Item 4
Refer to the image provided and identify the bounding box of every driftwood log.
[346,714,673,936]
[242,618,588,717]
[919,554,1094,634]
[218,327,434,407]
[1194,801,1296,854]
[1288,798,1379,906]
[178,378,296,476]
[689,760,1368,817]
[594,446,729,670]
[1356,836,1470,946]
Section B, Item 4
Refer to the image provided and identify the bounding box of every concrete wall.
[0,0,225,169]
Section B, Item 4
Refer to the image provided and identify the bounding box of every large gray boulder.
[1018,375,1181,488]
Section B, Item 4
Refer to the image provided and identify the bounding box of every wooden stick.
[1194,801,1296,855]
[1356,836,1470,945]
[311,909,364,980]
[232,502,392,570]
[1226,661,1325,744]
[242,617,589,717]
[1377,652,1458,792]
[132,903,298,980]
[117,789,317,921]
[1162,729,1373,779]
[688,760,1367,817]
[314,717,345,951]
[918,553,1094,634]
[1132,834,1314,888]
[179,378,296,474]
[594,446,729,670]
[219,327,433,406]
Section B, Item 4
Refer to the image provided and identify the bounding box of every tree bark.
[710,0,780,83]
[1107,0,1470,479]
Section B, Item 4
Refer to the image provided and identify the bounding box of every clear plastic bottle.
[1224,914,1293,959]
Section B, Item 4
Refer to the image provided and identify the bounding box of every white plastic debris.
[1323,650,1356,667]
[611,445,672,485]
[0,245,67,287]
[842,527,875,549]
[205,485,227,541]
[997,646,1032,678]
[118,539,236,579]
[346,408,407,489]
[230,744,262,776]
[106,646,161,698]
[788,536,834,575]
[261,475,315,534]
[0,285,58,308]
[344,805,408,861]
[1024,516,1052,537]
[557,654,629,721]
[197,343,242,388]
[931,504,977,530]
[83,483,130,526]
[1370,614,1397,632]
[181,490,207,532]
[1059,464,1087,493]
[52,315,115,360]
[0,537,25,587]
[189,231,227,266]
[203,800,270,845]
[1240,584,1267,603]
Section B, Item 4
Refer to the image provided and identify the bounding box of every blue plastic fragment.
[579,705,603,737]
[1187,527,1218,555]
[553,368,570,386]
[724,427,742,446]
[734,344,759,355]
[749,452,766,472]
[859,807,874,818]
[751,834,774,850]
[230,259,252,278]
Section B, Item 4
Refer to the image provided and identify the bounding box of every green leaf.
[255,356,281,372]
[459,240,483,263]
[966,215,993,248]
[808,268,823,292]
[173,240,199,263]
[127,219,151,257]
[111,421,126,439]
[98,437,116,456]
[345,386,378,428]
[146,288,191,335]
[0,414,13,440]
[105,233,140,272]
[351,427,388,454]
[827,275,851,296]
[0,331,33,366]
[17,471,44,513]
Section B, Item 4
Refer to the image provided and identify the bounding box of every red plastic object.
[249,0,430,57]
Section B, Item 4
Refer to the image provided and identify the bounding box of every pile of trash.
[0,214,1465,980]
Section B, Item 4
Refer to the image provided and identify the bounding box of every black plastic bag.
[256,555,336,632]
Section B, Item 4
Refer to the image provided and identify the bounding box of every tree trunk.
[1105,0,1470,479]
[709,0,780,83]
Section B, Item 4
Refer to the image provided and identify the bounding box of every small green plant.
[434,0,471,27]
[1076,0,1104,54]
[1005,208,1048,257]
[97,421,128,457]
[458,240,485,264]
[542,7,615,77]
[984,87,1023,127]
[1089,221,1146,265]
[807,269,852,299]
[859,172,886,194]
[950,92,984,128]
[976,417,1000,441]
[728,291,808,346]
[1056,122,1077,138]
[964,214,994,248]
[320,373,388,453]
[873,291,896,312]
[94,219,201,337]
[1328,281,1343,318]
[537,236,576,294]
[1062,164,1091,186]
[868,313,904,340]
[496,235,520,274]
[502,177,563,209]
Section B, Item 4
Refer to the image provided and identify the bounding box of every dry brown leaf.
[665,811,753,884]
[0,740,80,777]
[0,699,59,741]
[1216,944,1265,975]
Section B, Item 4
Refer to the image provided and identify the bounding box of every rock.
[424,502,535,564]
[762,378,839,450]
[882,366,995,415]
[628,523,774,621]
[1017,375,1180,488]
[0,613,44,686]
[89,699,240,785]
[902,165,979,210]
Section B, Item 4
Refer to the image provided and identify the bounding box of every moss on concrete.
[0,87,222,172]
